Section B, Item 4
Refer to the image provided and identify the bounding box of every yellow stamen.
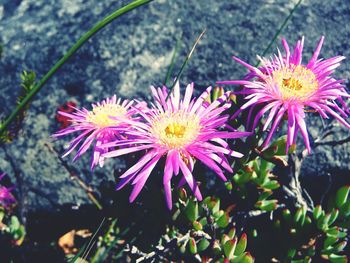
[86,104,126,128]
[151,111,201,149]
[165,123,186,138]
[271,65,318,100]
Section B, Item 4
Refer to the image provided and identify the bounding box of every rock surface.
[0,0,349,214]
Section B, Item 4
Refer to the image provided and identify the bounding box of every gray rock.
[0,0,349,214]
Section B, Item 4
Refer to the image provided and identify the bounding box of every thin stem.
[81,217,106,262]
[164,36,182,86]
[44,142,103,210]
[0,0,153,137]
[255,0,303,67]
[165,29,206,101]
[284,152,314,211]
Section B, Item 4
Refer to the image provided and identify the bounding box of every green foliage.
[89,219,119,262]
[0,208,26,246]
[17,70,37,112]
[164,37,181,86]
[165,29,206,101]
[184,198,199,223]
[168,191,255,262]
[0,128,12,143]
[19,70,37,94]
[205,86,226,105]
[275,186,350,262]
[0,0,155,138]
[233,157,280,212]
[0,70,36,142]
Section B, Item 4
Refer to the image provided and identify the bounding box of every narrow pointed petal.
[129,155,162,202]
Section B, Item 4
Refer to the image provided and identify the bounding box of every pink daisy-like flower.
[101,83,250,209]
[0,173,16,208]
[53,95,133,169]
[218,36,349,153]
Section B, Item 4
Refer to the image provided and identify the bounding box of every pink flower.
[0,173,16,208]
[53,95,133,169]
[218,36,349,153]
[102,83,250,209]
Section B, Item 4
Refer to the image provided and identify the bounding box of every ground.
[0,0,349,219]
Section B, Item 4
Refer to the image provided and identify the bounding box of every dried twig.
[314,121,350,147]
[126,238,179,262]
[44,142,103,210]
[314,135,350,147]
[247,204,286,219]
[283,151,314,212]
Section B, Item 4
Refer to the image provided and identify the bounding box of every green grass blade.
[255,0,303,67]
[80,217,106,261]
[164,36,182,86]
[68,243,88,263]
[165,29,206,101]
[0,0,154,137]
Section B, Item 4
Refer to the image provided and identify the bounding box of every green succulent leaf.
[328,253,348,263]
[221,234,231,246]
[305,216,312,225]
[184,199,198,222]
[339,200,350,218]
[330,241,347,254]
[199,217,207,227]
[326,227,347,239]
[287,248,297,258]
[230,93,237,104]
[178,188,187,202]
[263,135,288,157]
[217,212,230,228]
[234,170,254,185]
[317,213,332,231]
[329,209,339,226]
[225,181,233,191]
[228,227,236,239]
[203,196,220,214]
[0,210,4,222]
[192,220,203,231]
[197,238,210,252]
[188,237,197,254]
[313,205,323,220]
[257,190,273,201]
[234,233,247,256]
[10,216,20,232]
[294,206,307,226]
[223,238,237,260]
[260,180,280,190]
[335,186,350,208]
[324,236,339,248]
[233,252,255,263]
[255,199,278,211]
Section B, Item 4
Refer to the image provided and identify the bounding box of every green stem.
[255,0,303,67]
[0,0,153,136]
[164,36,182,86]
[165,29,206,101]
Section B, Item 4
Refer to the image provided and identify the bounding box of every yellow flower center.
[271,65,318,100]
[86,104,126,128]
[165,123,186,138]
[151,111,201,149]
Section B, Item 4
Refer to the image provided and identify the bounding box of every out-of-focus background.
[0,0,349,242]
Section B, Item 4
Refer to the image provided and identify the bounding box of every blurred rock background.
[0,0,349,220]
